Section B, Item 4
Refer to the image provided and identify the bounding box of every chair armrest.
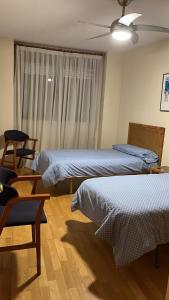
[16,193,50,201]
[8,193,50,205]
[8,174,42,185]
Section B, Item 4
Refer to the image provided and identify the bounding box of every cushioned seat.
[0,201,47,227]
[6,148,35,157]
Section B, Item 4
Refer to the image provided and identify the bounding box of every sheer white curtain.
[14,46,104,150]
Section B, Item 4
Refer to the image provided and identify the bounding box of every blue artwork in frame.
[160,73,169,111]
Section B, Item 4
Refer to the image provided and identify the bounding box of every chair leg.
[32,181,38,194]
[17,157,22,168]
[1,152,6,166]
[31,224,36,243]
[13,144,17,170]
[1,144,8,166]
[35,223,41,275]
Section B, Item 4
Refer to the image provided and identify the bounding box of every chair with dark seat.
[1,130,38,169]
[0,167,50,275]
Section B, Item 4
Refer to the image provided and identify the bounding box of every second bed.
[71,173,169,267]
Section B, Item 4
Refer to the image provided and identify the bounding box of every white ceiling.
[0,0,169,52]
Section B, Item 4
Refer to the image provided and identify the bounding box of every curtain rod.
[15,41,105,57]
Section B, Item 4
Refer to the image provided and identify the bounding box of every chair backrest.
[0,183,18,206]
[4,130,29,142]
[0,168,18,206]
[0,167,17,184]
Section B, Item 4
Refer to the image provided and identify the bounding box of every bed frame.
[69,122,165,193]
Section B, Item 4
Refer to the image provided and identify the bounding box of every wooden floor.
[0,179,169,300]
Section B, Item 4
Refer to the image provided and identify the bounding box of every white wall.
[100,51,123,148]
[0,38,14,148]
[117,39,169,164]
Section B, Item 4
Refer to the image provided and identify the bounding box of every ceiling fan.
[80,0,169,44]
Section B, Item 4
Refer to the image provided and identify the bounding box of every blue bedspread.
[32,149,152,186]
[72,174,169,266]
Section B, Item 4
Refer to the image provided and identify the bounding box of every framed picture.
[160,73,169,111]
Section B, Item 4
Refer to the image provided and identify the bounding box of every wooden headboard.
[128,123,165,165]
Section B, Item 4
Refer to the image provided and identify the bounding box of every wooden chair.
[1,130,38,169]
[0,167,50,275]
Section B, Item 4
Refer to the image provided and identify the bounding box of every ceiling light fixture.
[111,29,132,41]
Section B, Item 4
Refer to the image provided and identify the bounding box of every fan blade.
[78,20,110,29]
[131,31,139,44]
[88,32,111,40]
[133,24,169,33]
[119,13,142,26]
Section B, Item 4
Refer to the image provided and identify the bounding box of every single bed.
[71,173,169,267]
[32,123,165,192]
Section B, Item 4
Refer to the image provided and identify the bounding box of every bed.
[32,123,165,192]
[71,173,169,267]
